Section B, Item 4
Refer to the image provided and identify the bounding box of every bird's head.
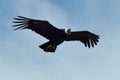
[64,28,71,35]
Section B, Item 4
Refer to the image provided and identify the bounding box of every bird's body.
[13,16,99,52]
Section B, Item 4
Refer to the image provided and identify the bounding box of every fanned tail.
[39,41,57,52]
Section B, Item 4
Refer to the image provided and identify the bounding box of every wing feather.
[67,31,99,48]
[13,16,59,40]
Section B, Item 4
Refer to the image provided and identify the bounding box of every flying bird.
[13,16,99,52]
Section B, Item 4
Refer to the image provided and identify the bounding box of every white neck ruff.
[64,28,71,35]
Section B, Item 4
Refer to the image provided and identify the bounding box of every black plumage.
[13,16,99,52]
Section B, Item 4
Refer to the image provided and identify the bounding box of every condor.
[13,16,99,52]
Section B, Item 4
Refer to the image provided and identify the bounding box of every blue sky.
[0,0,120,80]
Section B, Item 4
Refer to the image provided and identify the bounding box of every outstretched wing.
[67,31,99,48]
[13,16,59,40]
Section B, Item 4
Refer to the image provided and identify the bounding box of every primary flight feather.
[13,16,99,52]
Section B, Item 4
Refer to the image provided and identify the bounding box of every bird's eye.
[67,29,71,35]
